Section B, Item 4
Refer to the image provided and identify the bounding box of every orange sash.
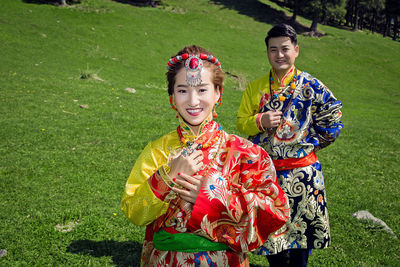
[273,151,318,171]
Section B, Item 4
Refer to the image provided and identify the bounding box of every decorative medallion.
[185,54,203,87]
[275,121,296,142]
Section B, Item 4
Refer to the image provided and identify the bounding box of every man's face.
[267,36,299,77]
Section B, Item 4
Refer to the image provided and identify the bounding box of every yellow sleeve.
[121,134,176,226]
[237,77,265,136]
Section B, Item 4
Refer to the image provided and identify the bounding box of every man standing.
[237,24,343,266]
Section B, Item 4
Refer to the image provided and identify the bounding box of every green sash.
[152,229,230,252]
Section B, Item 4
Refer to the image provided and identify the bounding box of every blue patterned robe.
[238,71,343,255]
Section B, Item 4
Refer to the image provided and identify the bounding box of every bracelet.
[158,165,175,189]
[157,165,179,201]
[256,113,266,132]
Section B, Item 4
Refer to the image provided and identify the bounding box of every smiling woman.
[121,45,290,267]
[173,69,220,136]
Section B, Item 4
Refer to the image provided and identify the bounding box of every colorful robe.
[121,119,289,266]
[237,69,343,255]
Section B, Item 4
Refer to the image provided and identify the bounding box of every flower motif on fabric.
[275,120,297,142]
[208,144,220,161]
[313,172,325,191]
[215,224,237,245]
[236,136,256,150]
[259,92,270,110]
[182,256,195,266]
[172,250,230,266]
[203,171,228,205]
[260,155,273,171]
[214,149,227,169]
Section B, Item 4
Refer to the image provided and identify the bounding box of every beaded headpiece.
[167,53,221,87]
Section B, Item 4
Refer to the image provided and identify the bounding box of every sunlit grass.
[1,0,399,265]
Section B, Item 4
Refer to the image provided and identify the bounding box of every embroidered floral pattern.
[250,72,343,255]
[137,120,289,266]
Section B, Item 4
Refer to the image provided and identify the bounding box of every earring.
[217,86,223,107]
[169,95,177,110]
[213,104,218,119]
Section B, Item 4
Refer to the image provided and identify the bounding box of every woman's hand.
[169,147,203,179]
[172,173,203,204]
[261,110,282,128]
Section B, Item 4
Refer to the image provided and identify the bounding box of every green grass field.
[1,0,399,266]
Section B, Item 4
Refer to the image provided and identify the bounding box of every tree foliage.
[384,0,400,40]
[280,0,400,40]
[344,0,399,40]
[283,0,346,34]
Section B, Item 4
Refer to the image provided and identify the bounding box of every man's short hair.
[265,24,297,48]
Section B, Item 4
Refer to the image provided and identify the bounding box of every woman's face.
[173,67,220,134]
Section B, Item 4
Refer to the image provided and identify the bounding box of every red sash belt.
[273,151,318,171]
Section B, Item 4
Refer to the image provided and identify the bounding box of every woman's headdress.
[167,53,221,87]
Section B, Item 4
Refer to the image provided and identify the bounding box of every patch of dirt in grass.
[55,220,80,233]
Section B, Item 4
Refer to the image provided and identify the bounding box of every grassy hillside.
[1,0,399,266]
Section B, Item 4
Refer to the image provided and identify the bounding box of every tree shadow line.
[112,0,158,7]
[67,239,142,267]
[21,0,80,5]
[21,0,314,34]
[21,0,157,7]
[210,0,312,35]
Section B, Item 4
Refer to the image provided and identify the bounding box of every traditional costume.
[121,117,290,266]
[237,66,343,255]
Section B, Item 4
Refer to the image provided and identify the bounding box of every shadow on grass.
[67,239,142,266]
[22,0,80,5]
[112,0,158,7]
[22,0,157,7]
[210,0,311,35]
[66,239,269,266]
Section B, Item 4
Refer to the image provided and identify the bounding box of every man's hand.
[261,110,282,129]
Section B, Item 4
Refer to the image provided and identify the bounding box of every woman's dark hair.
[265,24,297,48]
[166,45,224,96]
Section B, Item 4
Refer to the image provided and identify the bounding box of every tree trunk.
[345,5,352,26]
[393,16,398,40]
[370,14,374,32]
[352,0,360,30]
[310,12,319,34]
[353,7,359,30]
[371,13,377,33]
[383,14,391,37]
[321,7,327,25]
[59,0,67,5]
[289,0,297,24]
[345,0,355,27]
[290,12,297,24]
[321,0,327,25]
